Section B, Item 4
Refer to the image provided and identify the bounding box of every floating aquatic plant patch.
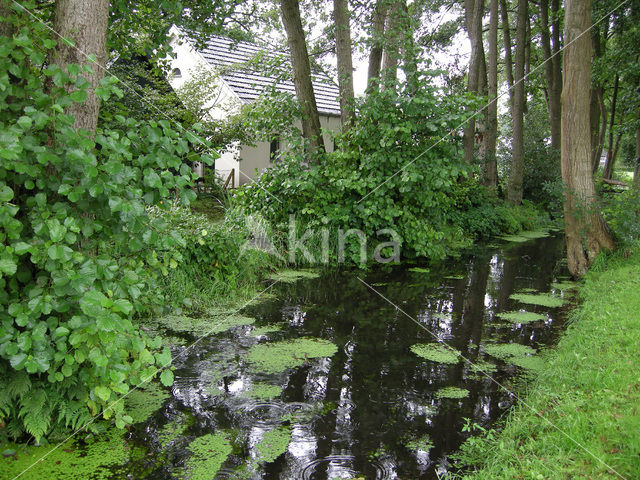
[246,338,338,374]
[444,274,465,280]
[250,324,283,337]
[241,383,283,400]
[466,359,498,374]
[518,230,551,239]
[484,343,536,360]
[182,432,232,480]
[0,429,129,480]
[497,311,547,324]
[158,419,189,448]
[410,343,461,364]
[125,382,170,423]
[404,434,434,452]
[551,281,579,291]
[255,426,291,464]
[435,386,469,399]
[510,293,564,308]
[266,269,320,283]
[499,234,530,243]
[409,267,431,273]
[154,313,255,336]
[484,343,543,370]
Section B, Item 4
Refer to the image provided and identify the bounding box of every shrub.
[0,15,214,440]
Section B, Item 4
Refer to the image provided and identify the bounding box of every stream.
[125,232,572,479]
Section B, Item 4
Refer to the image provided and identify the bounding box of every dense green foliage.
[455,249,640,478]
[0,14,215,440]
[237,79,541,264]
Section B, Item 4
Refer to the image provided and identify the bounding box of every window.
[270,136,280,162]
[171,68,182,78]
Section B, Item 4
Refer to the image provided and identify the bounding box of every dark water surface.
[128,234,572,479]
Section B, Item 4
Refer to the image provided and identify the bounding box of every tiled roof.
[194,35,341,117]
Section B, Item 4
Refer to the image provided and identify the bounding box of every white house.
[167,27,342,187]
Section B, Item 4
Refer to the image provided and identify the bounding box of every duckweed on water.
[467,359,498,374]
[255,426,291,463]
[154,313,255,336]
[551,281,578,291]
[410,343,461,364]
[499,234,529,243]
[126,381,170,423]
[246,338,338,374]
[0,429,128,480]
[158,420,189,448]
[484,344,543,371]
[250,324,283,337]
[182,432,232,480]
[266,269,320,283]
[444,274,465,280]
[518,230,550,239]
[497,311,547,324]
[510,292,564,308]
[405,434,434,452]
[409,267,431,273]
[435,386,470,399]
[241,383,283,400]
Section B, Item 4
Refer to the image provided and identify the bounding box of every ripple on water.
[298,455,392,480]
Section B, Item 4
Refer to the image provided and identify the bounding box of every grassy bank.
[456,250,640,479]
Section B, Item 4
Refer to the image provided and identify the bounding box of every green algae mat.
[246,337,338,374]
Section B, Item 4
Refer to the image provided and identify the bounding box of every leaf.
[160,370,174,387]
[0,184,14,202]
[94,385,111,402]
[70,89,88,103]
[0,258,17,275]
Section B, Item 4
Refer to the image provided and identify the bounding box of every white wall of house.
[167,27,342,187]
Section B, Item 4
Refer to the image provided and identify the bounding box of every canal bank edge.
[456,249,640,479]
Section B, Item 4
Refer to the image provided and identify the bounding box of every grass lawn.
[459,251,640,479]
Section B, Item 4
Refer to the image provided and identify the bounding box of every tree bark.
[485,0,498,187]
[634,108,640,190]
[280,0,325,154]
[463,0,485,165]
[382,0,402,89]
[602,73,619,180]
[367,0,387,91]
[333,0,355,129]
[0,0,15,38]
[562,0,614,279]
[52,0,109,134]
[540,0,562,153]
[507,0,527,204]
[500,0,514,94]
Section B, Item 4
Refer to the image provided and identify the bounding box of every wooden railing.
[222,168,235,189]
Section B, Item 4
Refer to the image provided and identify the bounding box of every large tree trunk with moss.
[0,0,15,38]
[280,0,325,153]
[333,0,355,129]
[500,0,514,94]
[602,73,619,180]
[367,0,387,91]
[484,0,498,187]
[463,0,485,165]
[506,0,527,204]
[52,0,109,134]
[382,1,402,89]
[634,108,640,190]
[540,0,562,155]
[562,0,615,279]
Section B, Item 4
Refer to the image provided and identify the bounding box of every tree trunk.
[333,0,355,129]
[634,108,640,190]
[463,0,485,165]
[562,0,614,279]
[367,0,387,91]
[0,0,15,38]
[602,73,619,180]
[400,1,419,96]
[382,1,402,89]
[507,0,527,204]
[485,0,498,187]
[500,0,514,94]
[280,0,325,154]
[540,0,562,153]
[52,0,110,134]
